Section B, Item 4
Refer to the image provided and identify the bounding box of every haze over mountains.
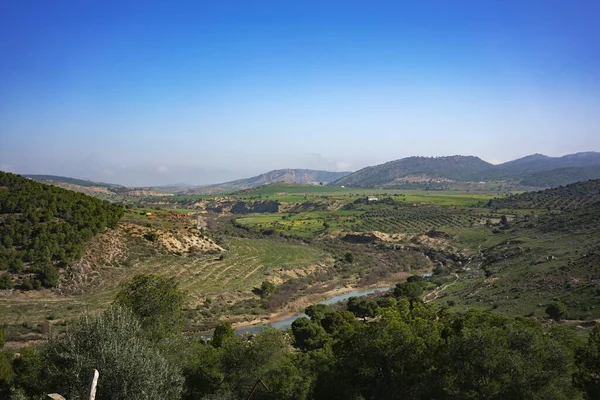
[188,169,351,194]
[22,151,600,194]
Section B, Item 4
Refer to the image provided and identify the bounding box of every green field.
[235,190,504,237]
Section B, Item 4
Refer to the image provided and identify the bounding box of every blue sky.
[1,0,599,186]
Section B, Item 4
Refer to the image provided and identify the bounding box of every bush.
[0,272,12,289]
[115,274,186,341]
[45,307,183,400]
[546,301,566,321]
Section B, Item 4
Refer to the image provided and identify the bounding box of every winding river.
[233,286,393,335]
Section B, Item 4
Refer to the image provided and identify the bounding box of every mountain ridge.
[187,168,351,194]
[332,152,600,187]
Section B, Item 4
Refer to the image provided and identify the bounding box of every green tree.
[11,346,46,397]
[0,352,12,397]
[292,317,330,351]
[343,252,354,263]
[44,307,183,400]
[0,272,12,290]
[346,297,379,320]
[255,280,276,299]
[442,311,579,399]
[220,328,310,399]
[115,274,186,340]
[39,263,59,288]
[305,304,333,322]
[394,282,423,302]
[179,339,224,399]
[575,324,600,398]
[546,301,566,321]
[212,322,236,348]
[321,299,444,399]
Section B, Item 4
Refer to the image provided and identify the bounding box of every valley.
[3,155,600,398]
[4,164,600,349]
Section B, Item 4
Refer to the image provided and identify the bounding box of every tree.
[44,307,183,400]
[546,301,566,321]
[39,263,59,288]
[305,304,333,322]
[0,352,12,397]
[11,346,46,397]
[291,317,330,351]
[406,275,426,287]
[442,311,579,399]
[0,272,12,290]
[575,324,600,398]
[320,310,357,335]
[219,328,310,399]
[254,280,276,299]
[394,282,423,302]
[344,252,354,263]
[115,274,186,341]
[346,297,379,320]
[321,300,444,399]
[212,322,236,348]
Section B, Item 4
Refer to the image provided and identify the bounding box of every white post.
[88,369,99,400]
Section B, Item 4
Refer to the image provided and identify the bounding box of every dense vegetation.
[3,274,600,399]
[0,171,124,289]
[488,179,600,210]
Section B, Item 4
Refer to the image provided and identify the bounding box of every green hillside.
[488,179,600,210]
[0,171,124,289]
[438,179,600,320]
[520,166,600,187]
[24,174,123,189]
[332,156,493,187]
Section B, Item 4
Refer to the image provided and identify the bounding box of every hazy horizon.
[2,1,599,186]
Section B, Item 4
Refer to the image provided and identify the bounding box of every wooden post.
[88,369,99,400]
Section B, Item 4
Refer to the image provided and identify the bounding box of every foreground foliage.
[5,274,600,399]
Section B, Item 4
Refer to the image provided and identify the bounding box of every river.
[233,286,393,335]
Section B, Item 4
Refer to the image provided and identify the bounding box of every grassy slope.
[435,184,600,321]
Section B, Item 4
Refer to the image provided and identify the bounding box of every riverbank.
[230,280,399,332]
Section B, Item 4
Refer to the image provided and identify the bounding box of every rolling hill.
[331,152,600,188]
[472,152,600,182]
[438,178,600,321]
[189,169,351,194]
[0,171,124,289]
[331,156,493,187]
[520,165,600,187]
[24,174,124,189]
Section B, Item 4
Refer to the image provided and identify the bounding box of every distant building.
[367,196,378,202]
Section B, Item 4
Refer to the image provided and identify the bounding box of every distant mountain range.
[188,169,352,194]
[331,152,600,188]
[19,152,600,193]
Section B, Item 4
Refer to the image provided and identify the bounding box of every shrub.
[0,272,12,289]
[546,301,566,321]
[45,307,183,400]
